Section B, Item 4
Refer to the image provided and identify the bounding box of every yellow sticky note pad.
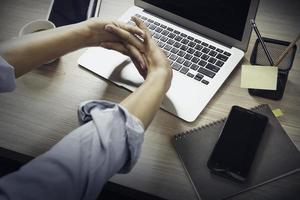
[241,65,278,90]
[272,108,283,117]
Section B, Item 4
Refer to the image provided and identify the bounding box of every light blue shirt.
[0,58,145,200]
[0,57,16,92]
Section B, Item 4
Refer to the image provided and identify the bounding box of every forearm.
[120,71,168,128]
[0,22,93,77]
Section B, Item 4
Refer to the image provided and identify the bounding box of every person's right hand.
[101,16,173,93]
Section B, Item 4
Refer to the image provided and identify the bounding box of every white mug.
[19,19,55,36]
[19,20,57,64]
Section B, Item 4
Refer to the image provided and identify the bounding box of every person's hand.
[80,18,148,77]
[101,16,173,92]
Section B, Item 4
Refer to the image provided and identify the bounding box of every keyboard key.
[167,27,173,31]
[187,48,195,54]
[174,30,180,34]
[149,24,156,30]
[208,45,216,50]
[174,42,181,48]
[167,39,175,45]
[184,53,193,60]
[195,44,203,51]
[191,57,200,63]
[169,54,178,61]
[171,62,181,71]
[216,60,224,67]
[147,19,154,23]
[135,14,141,18]
[176,57,185,64]
[174,35,183,42]
[216,48,224,53]
[154,21,160,26]
[191,64,199,71]
[202,47,210,54]
[180,45,188,51]
[187,36,194,40]
[164,44,172,51]
[206,63,220,72]
[160,24,167,29]
[201,79,209,85]
[224,51,231,56]
[187,72,194,78]
[201,42,209,46]
[155,27,163,33]
[177,50,186,57]
[180,67,189,74]
[180,33,187,37]
[181,38,189,44]
[160,36,168,42]
[188,41,196,47]
[209,50,217,57]
[161,30,169,36]
[183,60,192,67]
[154,33,161,39]
[208,57,217,64]
[171,47,179,54]
[201,54,209,60]
[199,60,207,67]
[198,67,215,78]
[168,32,176,39]
[194,51,202,57]
[194,73,204,81]
[216,54,229,62]
[158,41,165,48]
[194,39,202,43]
[141,16,147,20]
[144,21,150,27]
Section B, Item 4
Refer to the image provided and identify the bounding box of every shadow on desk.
[0,148,167,200]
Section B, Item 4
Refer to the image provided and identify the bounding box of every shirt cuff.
[0,56,16,92]
[78,100,145,173]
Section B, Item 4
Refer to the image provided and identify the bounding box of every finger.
[100,42,129,56]
[131,57,147,79]
[125,44,147,75]
[104,24,145,53]
[118,22,145,38]
[131,16,153,45]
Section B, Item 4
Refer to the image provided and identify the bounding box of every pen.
[250,19,274,66]
[274,33,300,66]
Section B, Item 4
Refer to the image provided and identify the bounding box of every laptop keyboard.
[129,14,232,85]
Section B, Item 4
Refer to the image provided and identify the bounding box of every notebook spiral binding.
[174,104,267,141]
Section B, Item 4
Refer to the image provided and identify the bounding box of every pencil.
[274,33,300,66]
[250,19,274,66]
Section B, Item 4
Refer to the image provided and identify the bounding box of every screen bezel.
[135,0,260,51]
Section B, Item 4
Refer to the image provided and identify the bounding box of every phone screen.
[48,0,96,27]
[207,106,268,181]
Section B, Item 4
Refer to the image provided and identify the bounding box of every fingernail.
[105,25,113,32]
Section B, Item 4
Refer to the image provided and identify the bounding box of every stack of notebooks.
[172,104,300,200]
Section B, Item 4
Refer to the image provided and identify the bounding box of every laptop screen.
[141,0,252,41]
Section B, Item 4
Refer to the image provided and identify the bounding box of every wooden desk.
[0,0,299,199]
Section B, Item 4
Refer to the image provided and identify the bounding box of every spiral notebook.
[172,104,300,200]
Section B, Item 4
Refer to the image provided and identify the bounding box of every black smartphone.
[207,106,268,182]
[47,0,98,27]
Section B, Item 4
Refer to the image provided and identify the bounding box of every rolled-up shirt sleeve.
[0,56,16,92]
[0,100,145,200]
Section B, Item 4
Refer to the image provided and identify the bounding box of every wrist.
[146,68,172,93]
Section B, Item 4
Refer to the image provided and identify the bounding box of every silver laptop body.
[78,0,260,122]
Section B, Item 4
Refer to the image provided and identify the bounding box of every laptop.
[78,0,260,122]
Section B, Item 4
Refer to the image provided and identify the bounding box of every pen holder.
[249,37,297,100]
